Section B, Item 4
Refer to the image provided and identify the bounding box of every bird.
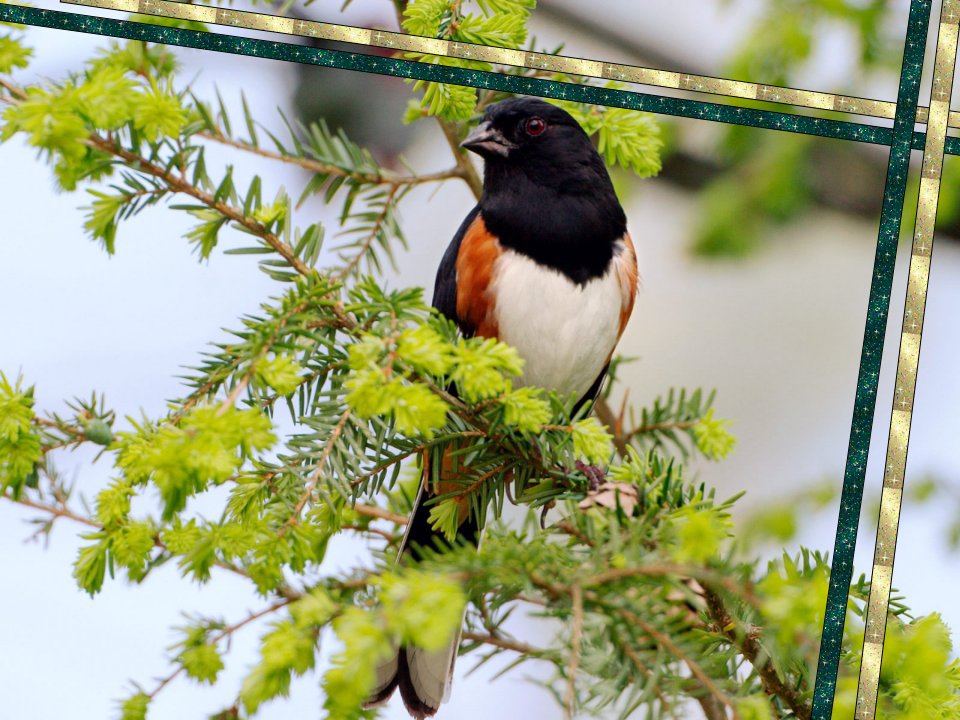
[363,96,638,718]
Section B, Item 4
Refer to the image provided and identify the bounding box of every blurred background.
[2,0,959,717]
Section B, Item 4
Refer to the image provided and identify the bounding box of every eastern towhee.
[364,96,638,718]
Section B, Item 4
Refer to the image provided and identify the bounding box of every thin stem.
[564,584,584,720]
[702,585,811,720]
[353,503,408,525]
[349,444,428,488]
[284,409,353,531]
[86,134,314,277]
[334,183,402,280]
[147,597,295,700]
[618,632,672,712]
[342,524,396,541]
[461,630,545,657]
[201,128,463,187]
[628,419,698,438]
[215,373,251,416]
[695,695,728,720]
[593,396,630,458]
[438,118,483,200]
[456,462,509,499]
[0,76,27,101]
[5,494,100,528]
[602,599,739,719]
[3,493,302,601]
[583,565,759,609]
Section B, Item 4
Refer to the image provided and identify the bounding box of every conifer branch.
[604,600,739,718]
[200,127,464,188]
[285,409,353,530]
[703,585,812,720]
[146,597,295,701]
[85,134,313,276]
[564,584,584,720]
[353,503,408,525]
[334,183,403,280]
[461,631,545,656]
[438,117,484,199]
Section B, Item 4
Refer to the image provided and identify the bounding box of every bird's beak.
[461,122,517,157]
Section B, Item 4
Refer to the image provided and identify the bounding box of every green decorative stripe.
[0,5,944,718]
[0,4,956,155]
[811,1,931,719]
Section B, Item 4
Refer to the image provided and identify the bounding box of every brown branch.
[593,397,630,458]
[0,76,27,101]
[4,494,100,529]
[587,594,739,719]
[147,596,295,700]
[284,409,353,531]
[32,416,99,455]
[353,503,408,525]
[437,117,483,200]
[695,695,728,720]
[702,585,811,720]
[619,634,672,712]
[582,565,759,609]
[85,134,313,277]
[34,415,87,438]
[334,183,402,280]
[349,444,428,488]
[461,631,546,657]
[3,78,360,342]
[554,519,595,547]
[200,129,463,188]
[342,524,396,541]
[628,419,698,438]
[215,373,252,416]
[456,462,509,499]
[3,493,302,601]
[564,584,584,720]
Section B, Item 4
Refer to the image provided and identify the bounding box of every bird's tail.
[363,453,480,718]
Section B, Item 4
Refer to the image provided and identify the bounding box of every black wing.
[575,362,609,417]
[432,204,481,337]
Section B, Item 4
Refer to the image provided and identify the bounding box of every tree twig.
[628,419,698,438]
[592,396,630,458]
[589,594,740,719]
[564,584,584,720]
[461,631,545,657]
[618,632,672,712]
[147,596,295,700]
[284,409,353,531]
[86,134,315,277]
[334,182,402,280]
[437,117,483,200]
[353,503,408,525]
[3,493,302,601]
[200,128,463,188]
[702,584,811,720]
[4,494,100,529]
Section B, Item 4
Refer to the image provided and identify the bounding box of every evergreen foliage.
[1,2,958,719]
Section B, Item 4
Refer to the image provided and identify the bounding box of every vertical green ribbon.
[811,1,931,717]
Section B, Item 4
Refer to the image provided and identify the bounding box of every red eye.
[525,117,546,136]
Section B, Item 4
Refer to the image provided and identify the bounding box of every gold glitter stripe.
[853,4,960,719]
[64,0,960,129]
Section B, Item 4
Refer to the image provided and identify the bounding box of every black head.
[460,97,627,284]
[461,98,605,190]
[461,97,587,156]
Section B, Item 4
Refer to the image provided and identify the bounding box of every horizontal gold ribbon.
[65,0,960,129]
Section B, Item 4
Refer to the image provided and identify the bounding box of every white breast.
[490,248,625,400]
